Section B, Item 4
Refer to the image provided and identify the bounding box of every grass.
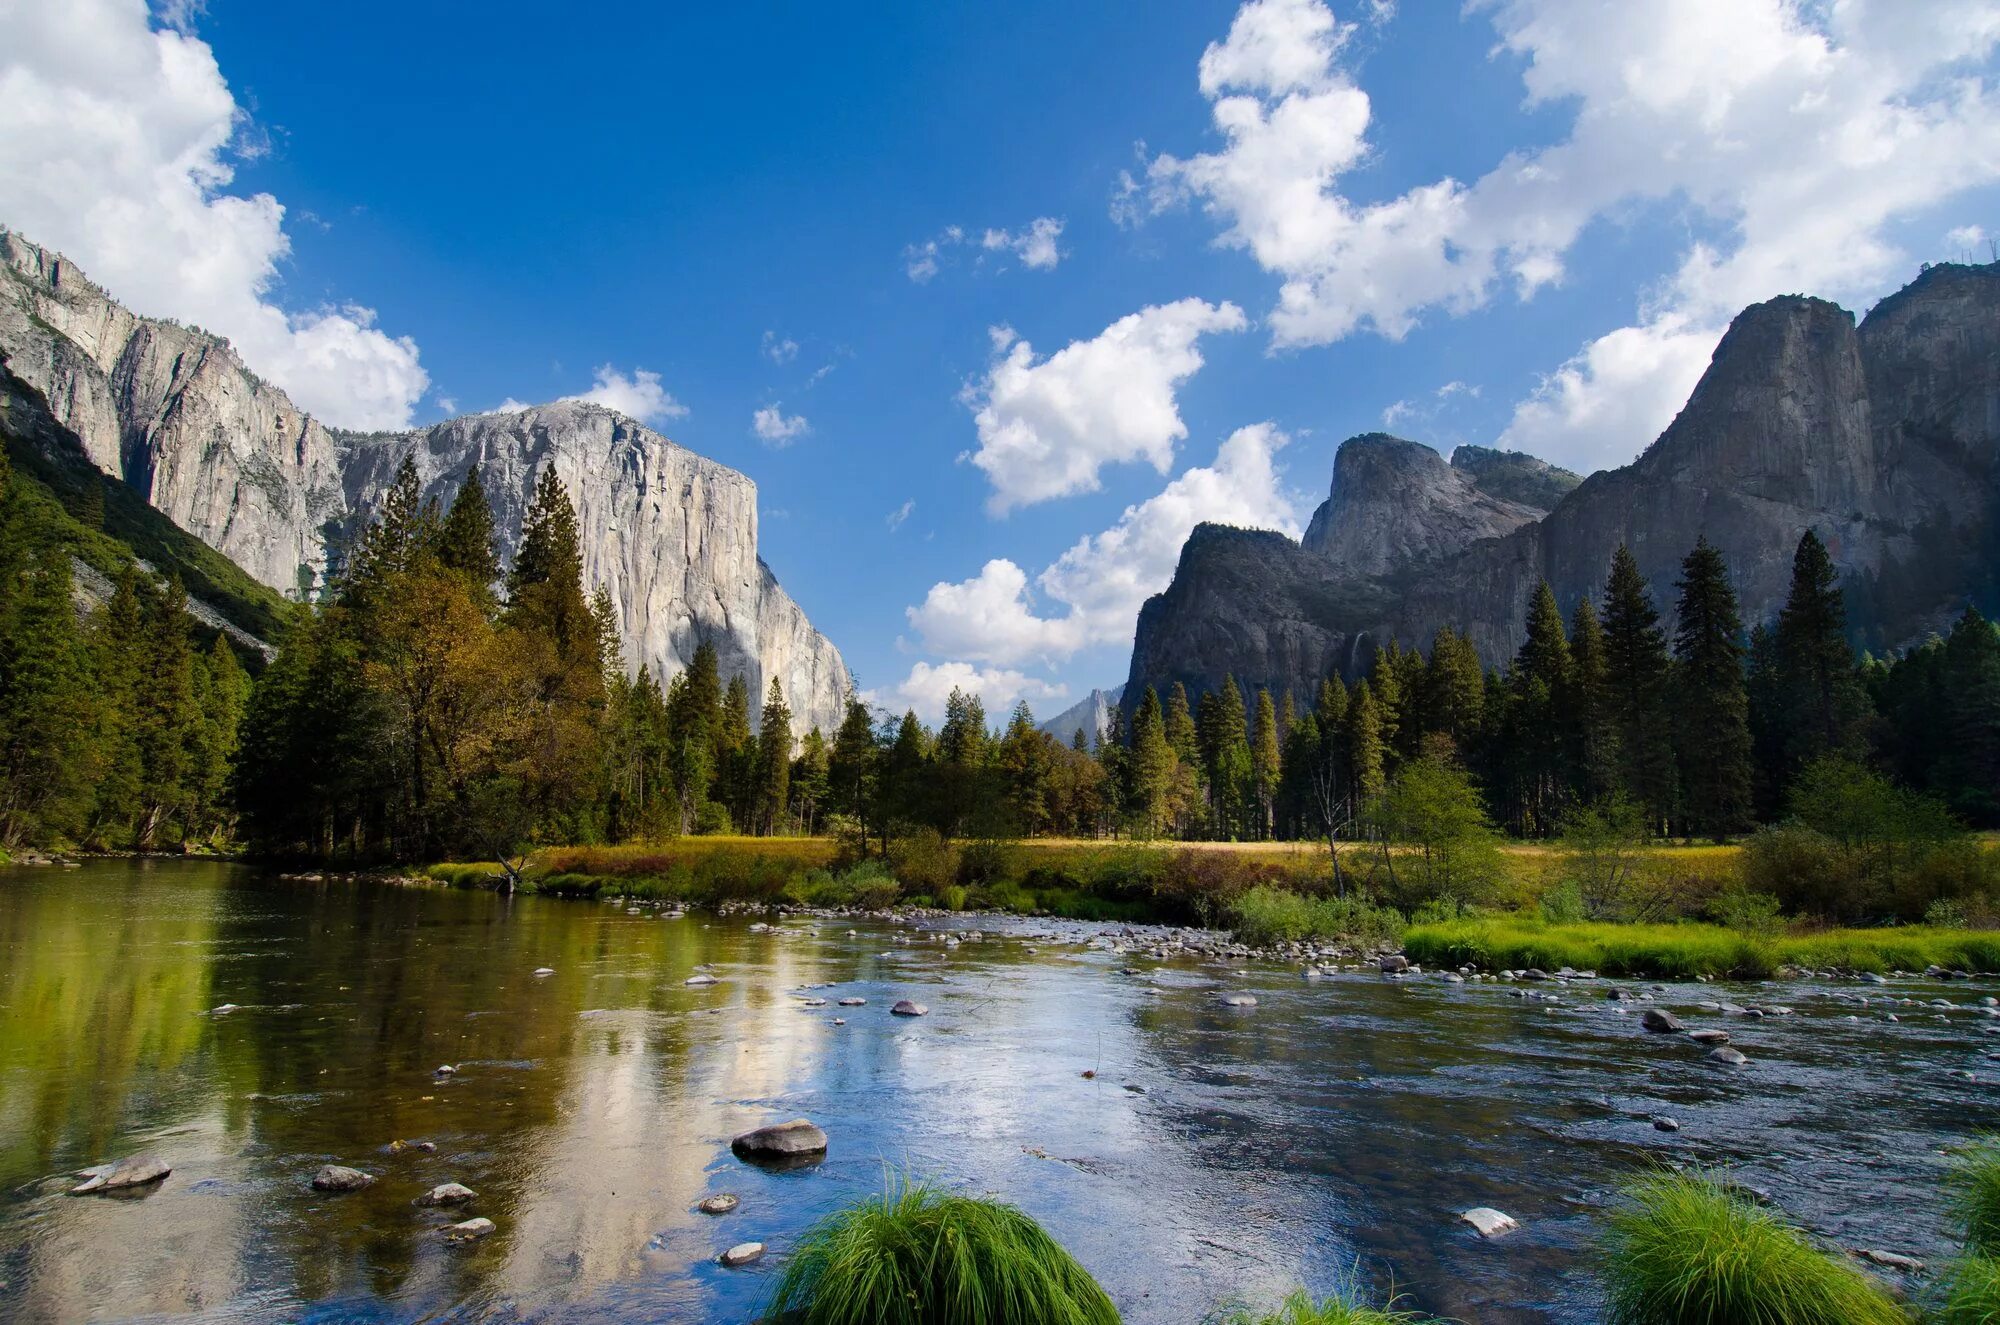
[1934,1255,2000,1324]
[1205,1287,1438,1324]
[1403,916,2000,978]
[1952,1143,2000,1252]
[1601,1171,1904,1325]
[765,1182,1120,1325]
[1227,885,1406,948]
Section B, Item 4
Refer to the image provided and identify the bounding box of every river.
[0,860,1992,1323]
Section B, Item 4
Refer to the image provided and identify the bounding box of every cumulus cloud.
[567,365,687,424]
[961,297,1247,513]
[1135,0,2000,471]
[980,216,1066,269]
[909,423,1302,667]
[0,0,430,429]
[751,403,810,445]
[864,661,1069,727]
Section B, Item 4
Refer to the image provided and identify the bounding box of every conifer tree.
[1251,686,1281,838]
[1673,537,1753,838]
[1346,678,1386,812]
[791,727,830,834]
[997,700,1050,835]
[437,463,500,613]
[1506,581,1571,835]
[0,536,95,845]
[882,709,930,835]
[1129,686,1175,837]
[1774,530,1869,775]
[753,678,792,834]
[1601,546,1675,829]
[1423,627,1485,753]
[1562,596,1617,805]
[827,696,879,829]
[1938,607,2000,824]
[1369,646,1407,769]
[1164,683,1200,774]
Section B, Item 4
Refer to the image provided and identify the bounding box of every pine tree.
[1601,546,1675,829]
[1369,646,1407,769]
[1129,686,1175,836]
[437,463,500,613]
[1164,683,1200,774]
[1506,581,1571,835]
[1673,537,1753,839]
[997,701,1051,835]
[132,576,202,847]
[1938,607,2000,824]
[1563,596,1617,805]
[1774,530,1868,775]
[827,696,879,831]
[882,709,930,834]
[1423,627,1485,754]
[718,673,753,829]
[1346,679,1387,814]
[791,727,830,834]
[1251,686,1281,838]
[0,538,95,845]
[752,678,792,834]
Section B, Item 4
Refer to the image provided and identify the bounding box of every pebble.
[685,974,719,987]
[1642,1009,1685,1033]
[731,1119,829,1161]
[838,997,867,1006]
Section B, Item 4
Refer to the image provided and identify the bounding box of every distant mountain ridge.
[0,230,852,734]
[1037,686,1125,748]
[1127,262,2000,713]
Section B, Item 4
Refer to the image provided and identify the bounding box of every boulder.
[311,1165,376,1192]
[1642,1009,1685,1033]
[1689,1029,1732,1045]
[440,1217,496,1242]
[1708,1046,1750,1067]
[891,1000,928,1017]
[1379,955,1410,974]
[1460,1207,1520,1238]
[731,1119,828,1163]
[720,1241,765,1267]
[70,1156,171,1195]
[1219,993,1258,1007]
[416,1183,477,1206]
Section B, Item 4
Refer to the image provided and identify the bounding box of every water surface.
[1,861,1994,1323]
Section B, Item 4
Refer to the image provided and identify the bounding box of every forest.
[2,453,1996,922]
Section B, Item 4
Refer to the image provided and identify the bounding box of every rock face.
[1128,264,2000,708]
[1037,685,1125,748]
[1301,433,1549,579]
[1448,445,1582,512]
[0,231,852,737]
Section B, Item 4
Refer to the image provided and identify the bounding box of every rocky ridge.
[0,231,851,735]
[1128,263,2000,710]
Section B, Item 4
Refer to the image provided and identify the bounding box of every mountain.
[1127,261,2000,711]
[0,231,853,736]
[1037,685,1125,748]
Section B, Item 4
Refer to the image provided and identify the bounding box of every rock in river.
[440,1217,495,1242]
[1708,1046,1750,1067]
[699,1193,740,1215]
[731,1119,829,1164]
[1689,1029,1732,1045]
[891,999,928,1016]
[1379,955,1410,974]
[312,1165,376,1192]
[1460,1207,1519,1237]
[720,1241,765,1267]
[70,1156,171,1195]
[1219,994,1258,1007]
[416,1183,477,1206]
[1642,1009,1685,1033]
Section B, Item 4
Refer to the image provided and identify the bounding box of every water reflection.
[0,862,1994,1323]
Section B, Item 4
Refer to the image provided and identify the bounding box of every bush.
[1601,1171,1903,1325]
[887,828,959,895]
[1540,879,1587,925]
[1228,885,1405,948]
[1206,1287,1435,1324]
[1930,897,1972,929]
[1711,888,1783,937]
[766,1182,1120,1325]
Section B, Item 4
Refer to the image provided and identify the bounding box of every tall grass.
[1404,916,2000,978]
[1227,886,1406,948]
[1205,1287,1435,1324]
[1600,1172,1903,1325]
[766,1182,1120,1325]
[1933,1254,2000,1325]
[1934,1142,2000,1325]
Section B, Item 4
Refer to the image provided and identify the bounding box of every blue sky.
[6,0,1999,724]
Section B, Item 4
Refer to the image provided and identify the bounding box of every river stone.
[1689,1029,1732,1045]
[1219,993,1258,1007]
[440,1217,495,1242]
[720,1241,765,1267]
[838,997,866,1006]
[1379,955,1409,974]
[1460,1207,1519,1237]
[685,974,719,986]
[387,1139,437,1155]
[416,1183,477,1206]
[532,967,555,977]
[1642,1009,1685,1033]
[312,1165,376,1192]
[1708,1046,1750,1067]
[731,1119,828,1162]
[1855,1248,1925,1272]
[1653,1117,1681,1133]
[70,1156,171,1195]
[698,1193,740,1215]
[891,1000,928,1016]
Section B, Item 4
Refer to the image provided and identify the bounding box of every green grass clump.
[766,1182,1120,1325]
[1206,1286,1435,1324]
[1949,1141,2000,1254]
[1601,1172,1902,1325]
[1934,1255,2000,1325]
[1228,885,1406,948]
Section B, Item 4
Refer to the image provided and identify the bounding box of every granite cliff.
[1127,262,2000,712]
[0,231,852,735]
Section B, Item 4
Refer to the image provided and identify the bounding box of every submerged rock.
[698,1193,740,1215]
[1708,1046,1750,1067]
[416,1183,477,1206]
[1460,1207,1519,1237]
[720,1241,765,1267]
[685,974,719,987]
[70,1156,171,1195]
[731,1119,828,1163]
[387,1139,437,1155]
[311,1165,376,1192]
[1219,994,1258,1007]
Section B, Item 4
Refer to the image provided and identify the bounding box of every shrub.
[1228,886,1404,948]
[766,1182,1120,1325]
[1539,879,1587,925]
[1205,1287,1435,1324]
[887,829,959,895]
[1930,897,1973,929]
[1600,1171,1903,1325]
[1711,889,1783,937]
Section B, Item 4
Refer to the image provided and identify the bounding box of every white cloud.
[762,330,798,363]
[980,216,1066,269]
[909,423,1302,667]
[961,297,1247,513]
[1136,0,2000,471]
[886,499,915,531]
[566,365,687,424]
[494,397,532,413]
[0,0,430,429]
[864,661,1069,727]
[1947,223,1993,259]
[751,403,810,445]
[436,395,458,415]
[1497,316,1717,469]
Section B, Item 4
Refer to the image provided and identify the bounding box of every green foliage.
[1227,884,1405,947]
[1712,888,1783,937]
[1370,754,1505,908]
[766,1181,1121,1325]
[1205,1287,1436,1325]
[1933,1254,2000,1325]
[1949,1140,2000,1256]
[1601,1171,1903,1325]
